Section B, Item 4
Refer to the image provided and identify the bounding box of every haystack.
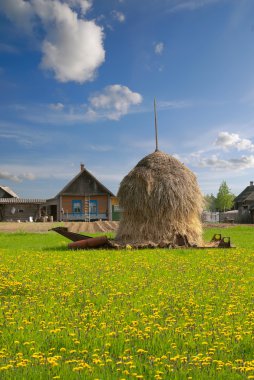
[115,150,203,247]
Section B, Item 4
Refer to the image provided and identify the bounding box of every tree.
[204,193,216,211]
[215,181,235,211]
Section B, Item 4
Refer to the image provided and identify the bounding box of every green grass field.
[0,226,254,379]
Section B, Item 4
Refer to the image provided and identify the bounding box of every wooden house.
[234,181,254,223]
[0,185,45,222]
[45,164,117,221]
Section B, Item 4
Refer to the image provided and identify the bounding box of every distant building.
[0,185,45,222]
[234,181,254,223]
[45,164,118,221]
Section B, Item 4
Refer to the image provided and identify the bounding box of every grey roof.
[235,185,254,203]
[0,198,46,204]
[0,186,19,198]
[56,167,115,197]
[244,192,254,202]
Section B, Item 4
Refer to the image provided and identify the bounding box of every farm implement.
[205,233,234,248]
[50,227,235,250]
[50,227,109,249]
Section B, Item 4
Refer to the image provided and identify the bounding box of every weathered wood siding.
[0,204,41,222]
[61,195,108,214]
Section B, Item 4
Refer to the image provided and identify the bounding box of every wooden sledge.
[50,226,109,249]
[50,227,91,241]
[68,236,109,250]
[50,228,234,249]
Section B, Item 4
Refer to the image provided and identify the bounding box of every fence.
[202,211,220,223]
[62,212,108,222]
[202,211,239,223]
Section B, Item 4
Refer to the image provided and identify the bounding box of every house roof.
[0,198,46,204]
[0,185,19,198]
[235,184,254,203]
[55,167,115,197]
[244,192,254,202]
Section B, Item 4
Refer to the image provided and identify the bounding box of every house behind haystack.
[45,164,118,222]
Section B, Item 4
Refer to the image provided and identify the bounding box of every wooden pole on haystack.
[154,98,159,152]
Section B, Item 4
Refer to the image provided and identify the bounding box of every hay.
[115,150,203,247]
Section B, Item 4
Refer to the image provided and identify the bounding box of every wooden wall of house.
[61,195,108,214]
[0,204,41,222]
[238,206,252,223]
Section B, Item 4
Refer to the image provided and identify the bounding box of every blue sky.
[1,0,254,199]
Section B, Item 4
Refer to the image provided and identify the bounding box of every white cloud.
[49,103,65,111]
[169,0,222,12]
[112,10,125,22]
[215,131,254,151]
[198,154,254,170]
[157,99,192,109]
[178,129,254,173]
[154,42,164,55]
[0,120,50,145]
[64,0,92,14]
[0,171,21,183]
[0,0,105,83]
[21,172,36,180]
[3,85,142,124]
[0,170,35,183]
[0,0,34,32]
[88,84,142,120]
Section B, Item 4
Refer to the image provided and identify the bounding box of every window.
[72,200,82,213]
[89,200,98,215]
[18,209,24,213]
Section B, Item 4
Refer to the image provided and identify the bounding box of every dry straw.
[116,150,203,247]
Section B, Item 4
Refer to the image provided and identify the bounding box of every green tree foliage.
[215,181,235,211]
[204,193,216,211]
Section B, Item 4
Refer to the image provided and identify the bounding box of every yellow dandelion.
[73,366,84,372]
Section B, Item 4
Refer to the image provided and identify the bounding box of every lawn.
[0,226,254,379]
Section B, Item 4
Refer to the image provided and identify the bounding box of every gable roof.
[0,185,19,198]
[235,184,254,203]
[55,167,115,197]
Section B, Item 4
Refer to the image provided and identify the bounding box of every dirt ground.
[0,221,253,234]
[203,223,254,228]
[0,221,119,233]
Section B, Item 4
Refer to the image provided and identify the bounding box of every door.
[50,205,57,221]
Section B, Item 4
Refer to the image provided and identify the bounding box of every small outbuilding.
[0,185,46,222]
